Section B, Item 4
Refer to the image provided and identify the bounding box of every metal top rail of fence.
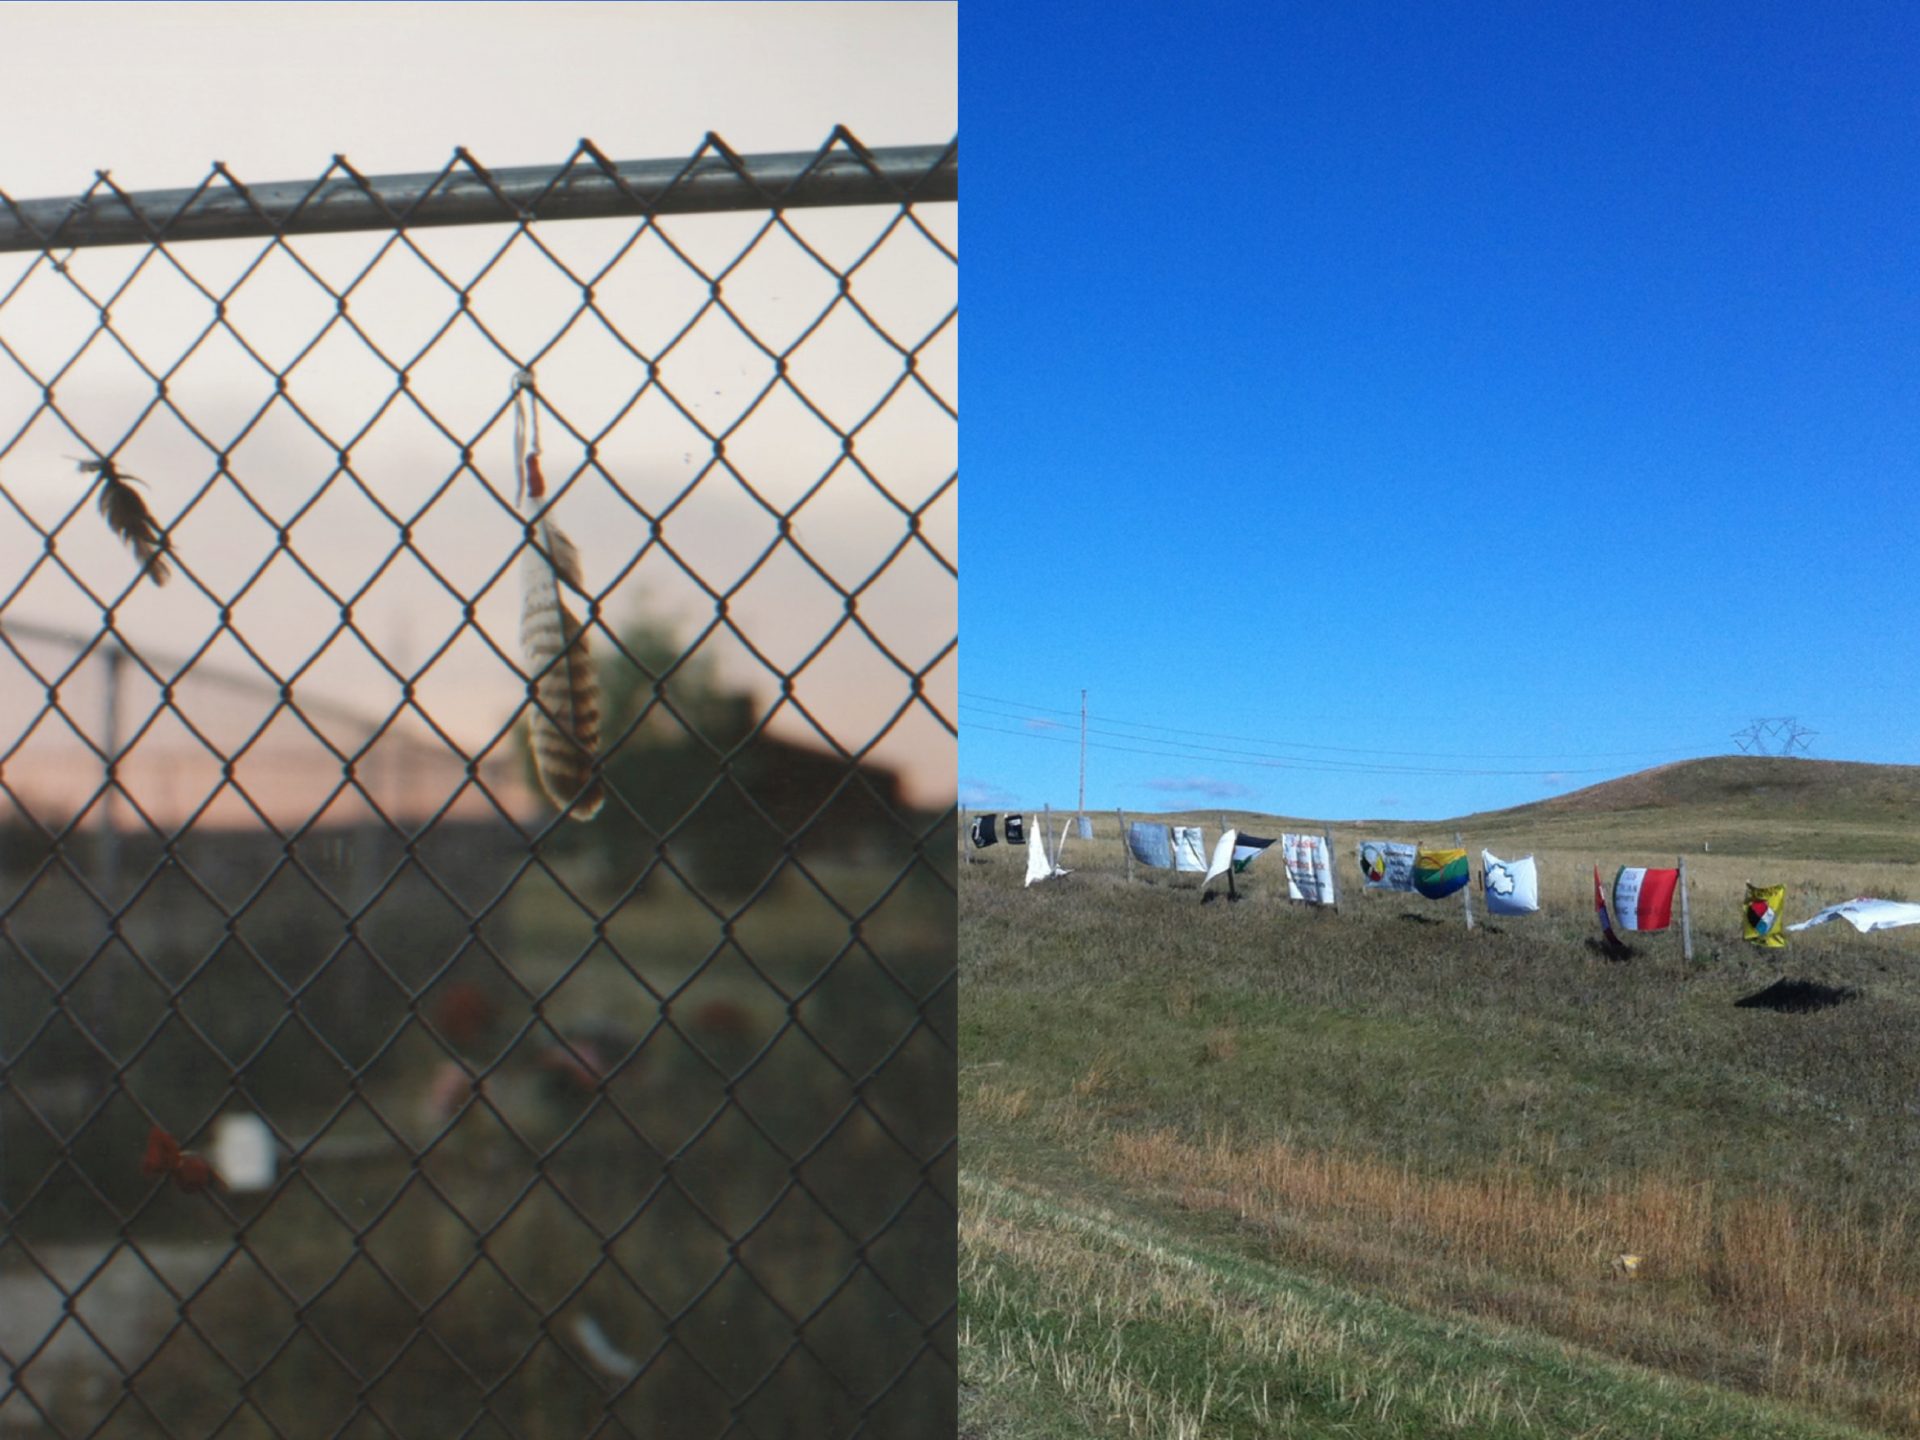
[0,129,956,1439]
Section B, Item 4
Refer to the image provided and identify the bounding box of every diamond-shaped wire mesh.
[0,132,956,1438]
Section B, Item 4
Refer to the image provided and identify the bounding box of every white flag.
[1358,840,1417,892]
[1173,826,1207,873]
[1283,833,1337,905]
[1025,817,1068,886]
[1787,897,1920,933]
[1203,829,1239,884]
[1481,851,1539,916]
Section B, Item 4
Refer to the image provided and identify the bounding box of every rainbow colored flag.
[1413,846,1469,899]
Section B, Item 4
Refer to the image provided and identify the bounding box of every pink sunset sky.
[0,2,957,828]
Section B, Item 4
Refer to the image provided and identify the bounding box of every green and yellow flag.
[1413,846,1469,899]
[1744,884,1787,948]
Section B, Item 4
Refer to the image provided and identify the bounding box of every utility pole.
[1077,689,1087,814]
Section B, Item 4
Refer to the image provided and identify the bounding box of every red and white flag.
[1613,867,1678,932]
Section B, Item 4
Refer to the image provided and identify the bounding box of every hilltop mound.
[1449,756,1920,861]
[1529,756,1920,817]
[1464,756,1920,825]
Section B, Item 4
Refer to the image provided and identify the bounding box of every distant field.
[962,758,1920,1437]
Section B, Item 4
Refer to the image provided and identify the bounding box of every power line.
[961,719,1647,779]
[959,692,1716,766]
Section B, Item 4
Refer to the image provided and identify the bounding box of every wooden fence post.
[1679,854,1694,961]
[1456,829,1474,931]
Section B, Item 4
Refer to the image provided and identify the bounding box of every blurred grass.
[3,831,955,1437]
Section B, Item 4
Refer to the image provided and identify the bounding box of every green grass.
[963,758,1920,1436]
[963,1170,1880,1440]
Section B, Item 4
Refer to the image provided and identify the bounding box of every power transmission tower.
[1732,717,1817,756]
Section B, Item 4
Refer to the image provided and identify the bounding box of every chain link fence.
[0,130,956,1438]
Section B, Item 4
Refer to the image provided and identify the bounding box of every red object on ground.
[141,1123,226,1194]
[172,1154,220,1194]
[434,983,499,1047]
[692,999,751,1036]
[141,1124,182,1178]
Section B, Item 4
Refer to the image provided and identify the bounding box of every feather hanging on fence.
[513,379,604,820]
[78,459,170,585]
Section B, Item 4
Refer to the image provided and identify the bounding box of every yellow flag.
[1744,884,1787,948]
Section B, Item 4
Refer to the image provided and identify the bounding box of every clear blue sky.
[962,0,1920,821]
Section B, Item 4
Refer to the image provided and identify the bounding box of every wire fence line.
[0,130,956,1438]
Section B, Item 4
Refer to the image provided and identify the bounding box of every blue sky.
[962,1,1920,820]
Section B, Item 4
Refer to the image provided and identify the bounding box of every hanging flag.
[1126,822,1174,869]
[1203,829,1238,885]
[1787,897,1920,934]
[1075,815,1094,840]
[1594,865,1620,945]
[1025,818,1068,886]
[969,815,999,849]
[1481,851,1540,916]
[1613,867,1678,931]
[1004,814,1026,845]
[1744,884,1787,947]
[1283,833,1337,904]
[1358,840,1417,892]
[1173,826,1207,873]
[1233,833,1275,872]
[1413,846,1468,899]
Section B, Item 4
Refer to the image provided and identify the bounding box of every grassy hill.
[1458,756,1920,861]
[1165,756,1920,862]
[962,758,1920,1437]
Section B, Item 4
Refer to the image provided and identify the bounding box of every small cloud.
[1540,772,1568,789]
[1142,776,1253,801]
[960,778,1019,807]
[1376,795,1403,810]
[1023,717,1061,732]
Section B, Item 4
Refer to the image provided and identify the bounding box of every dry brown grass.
[973,1080,1034,1124]
[1071,1057,1115,1099]
[1199,1027,1238,1064]
[1105,1126,1920,1429]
